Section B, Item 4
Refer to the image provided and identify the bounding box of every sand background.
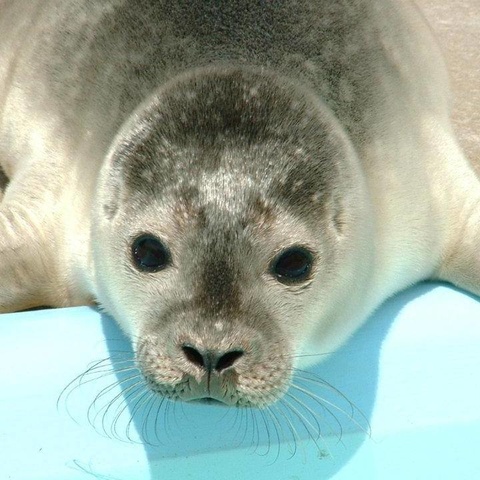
[417,0,480,174]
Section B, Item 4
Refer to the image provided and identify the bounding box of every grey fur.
[1,0,479,407]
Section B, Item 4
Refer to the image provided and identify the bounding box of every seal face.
[1,1,480,408]
[92,67,367,406]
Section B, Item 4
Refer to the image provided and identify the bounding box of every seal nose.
[181,344,244,373]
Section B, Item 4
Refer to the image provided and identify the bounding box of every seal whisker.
[73,365,140,394]
[57,356,140,430]
[108,382,149,442]
[279,396,329,456]
[288,382,345,441]
[89,373,143,413]
[238,401,251,448]
[86,375,141,427]
[246,407,256,453]
[138,390,158,445]
[171,397,183,432]
[231,405,248,448]
[89,378,145,439]
[270,403,299,459]
[163,397,175,443]
[283,391,323,440]
[228,405,241,445]
[178,398,188,424]
[125,389,152,443]
[289,382,370,438]
[292,368,371,430]
[263,406,283,463]
[253,409,267,456]
[293,369,357,412]
[80,365,139,380]
[153,396,168,445]
[296,373,370,428]
[288,352,335,360]
[249,407,260,454]
[57,356,116,410]
[257,407,273,457]
[216,402,235,426]
[243,407,254,452]
[62,356,137,395]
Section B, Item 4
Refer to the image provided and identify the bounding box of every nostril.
[181,344,244,372]
[181,345,205,368]
[215,350,244,372]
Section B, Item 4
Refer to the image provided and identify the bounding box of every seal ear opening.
[98,157,125,221]
[329,193,348,238]
[98,112,154,222]
[101,173,121,220]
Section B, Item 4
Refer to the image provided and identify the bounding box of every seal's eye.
[271,247,313,283]
[131,234,171,272]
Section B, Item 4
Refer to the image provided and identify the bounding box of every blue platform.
[1,282,480,479]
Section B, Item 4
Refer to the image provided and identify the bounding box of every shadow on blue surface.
[97,282,438,478]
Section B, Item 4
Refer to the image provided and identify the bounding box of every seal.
[0,0,479,407]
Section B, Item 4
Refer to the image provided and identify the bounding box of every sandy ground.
[416,0,480,173]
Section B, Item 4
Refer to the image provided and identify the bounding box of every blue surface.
[1,282,480,479]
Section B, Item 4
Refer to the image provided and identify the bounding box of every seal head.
[92,66,372,407]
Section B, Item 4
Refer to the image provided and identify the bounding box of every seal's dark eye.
[271,247,313,283]
[131,235,171,272]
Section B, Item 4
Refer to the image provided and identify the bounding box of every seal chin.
[143,375,289,408]
[141,363,291,408]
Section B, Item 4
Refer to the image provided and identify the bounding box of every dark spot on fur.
[192,218,244,315]
[245,195,276,229]
[198,248,240,315]
[0,165,10,196]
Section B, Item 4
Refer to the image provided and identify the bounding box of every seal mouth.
[191,397,226,406]
[137,334,293,408]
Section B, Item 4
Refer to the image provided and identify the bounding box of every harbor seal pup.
[0,0,479,407]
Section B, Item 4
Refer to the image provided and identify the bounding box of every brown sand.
[417,0,480,174]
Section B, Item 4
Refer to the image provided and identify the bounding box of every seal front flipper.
[432,137,480,297]
[435,193,480,297]
[0,204,54,312]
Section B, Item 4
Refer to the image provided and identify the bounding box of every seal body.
[0,0,479,406]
